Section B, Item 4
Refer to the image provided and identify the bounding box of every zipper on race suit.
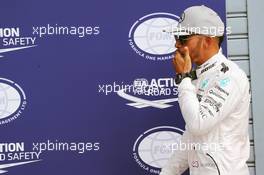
[206,153,221,175]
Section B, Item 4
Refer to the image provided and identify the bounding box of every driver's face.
[175,35,205,65]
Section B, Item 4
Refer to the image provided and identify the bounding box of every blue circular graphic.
[0,78,26,125]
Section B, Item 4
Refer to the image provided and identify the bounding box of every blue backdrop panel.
[0,0,226,174]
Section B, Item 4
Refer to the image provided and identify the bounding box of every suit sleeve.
[178,76,242,136]
[160,131,189,175]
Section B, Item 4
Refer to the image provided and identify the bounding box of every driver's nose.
[175,40,183,49]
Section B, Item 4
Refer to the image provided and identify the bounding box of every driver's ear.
[203,37,212,49]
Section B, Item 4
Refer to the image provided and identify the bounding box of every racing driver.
[160,5,250,175]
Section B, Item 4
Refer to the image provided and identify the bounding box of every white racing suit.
[160,52,250,175]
